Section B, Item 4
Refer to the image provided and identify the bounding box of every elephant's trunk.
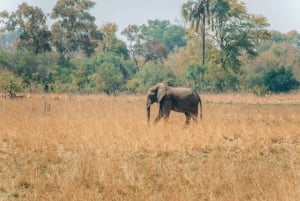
[146,97,151,122]
[147,107,151,122]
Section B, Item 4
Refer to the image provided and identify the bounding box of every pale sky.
[1,0,299,33]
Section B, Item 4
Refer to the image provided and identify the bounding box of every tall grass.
[1,94,300,201]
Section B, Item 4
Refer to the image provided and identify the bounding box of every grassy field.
[0,93,300,201]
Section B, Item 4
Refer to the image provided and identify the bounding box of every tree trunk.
[202,15,206,65]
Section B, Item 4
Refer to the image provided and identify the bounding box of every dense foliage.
[263,67,299,93]
[0,0,299,95]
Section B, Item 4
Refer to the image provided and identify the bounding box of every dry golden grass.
[1,93,300,201]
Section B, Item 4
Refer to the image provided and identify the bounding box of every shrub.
[186,64,206,91]
[0,71,23,94]
[126,63,178,93]
[263,67,299,93]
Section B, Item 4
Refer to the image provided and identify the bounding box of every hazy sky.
[1,0,299,33]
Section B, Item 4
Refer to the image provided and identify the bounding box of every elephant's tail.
[199,97,202,120]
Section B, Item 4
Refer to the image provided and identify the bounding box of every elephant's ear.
[157,83,166,103]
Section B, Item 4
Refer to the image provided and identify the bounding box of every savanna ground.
[0,93,300,201]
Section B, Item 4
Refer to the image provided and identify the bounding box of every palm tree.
[181,0,210,65]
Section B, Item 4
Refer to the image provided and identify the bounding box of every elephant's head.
[146,83,167,122]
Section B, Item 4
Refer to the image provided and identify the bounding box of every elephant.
[146,83,202,125]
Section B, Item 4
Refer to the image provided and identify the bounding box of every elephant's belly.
[171,105,186,113]
[171,103,197,113]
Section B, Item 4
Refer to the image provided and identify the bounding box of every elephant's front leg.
[154,110,163,124]
[154,102,171,124]
[162,101,171,124]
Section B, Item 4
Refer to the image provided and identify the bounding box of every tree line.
[0,0,299,95]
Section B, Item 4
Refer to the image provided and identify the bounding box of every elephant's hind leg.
[185,113,192,125]
[192,114,198,124]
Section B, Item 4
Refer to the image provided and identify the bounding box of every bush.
[263,67,299,93]
[126,63,178,93]
[186,64,206,91]
[0,71,23,94]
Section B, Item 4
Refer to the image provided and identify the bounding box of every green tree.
[140,20,186,51]
[81,51,135,94]
[186,64,206,91]
[211,0,269,72]
[126,63,177,93]
[263,67,299,93]
[163,24,186,51]
[9,51,58,92]
[0,31,20,51]
[0,49,11,69]
[96,62,123,95]
[121,24,143,71]
[0,3,52,54]
[122,20,186,68]
[242,31,300,93]
[181,0,210,65]
[0,70,23,94]
[99,23,129,59]
[139,39,168,65]
[51,0,101,63]
[286,30,300,47]
[269,30,286,43]
[181,0,269,92]
[71,66,90,92]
